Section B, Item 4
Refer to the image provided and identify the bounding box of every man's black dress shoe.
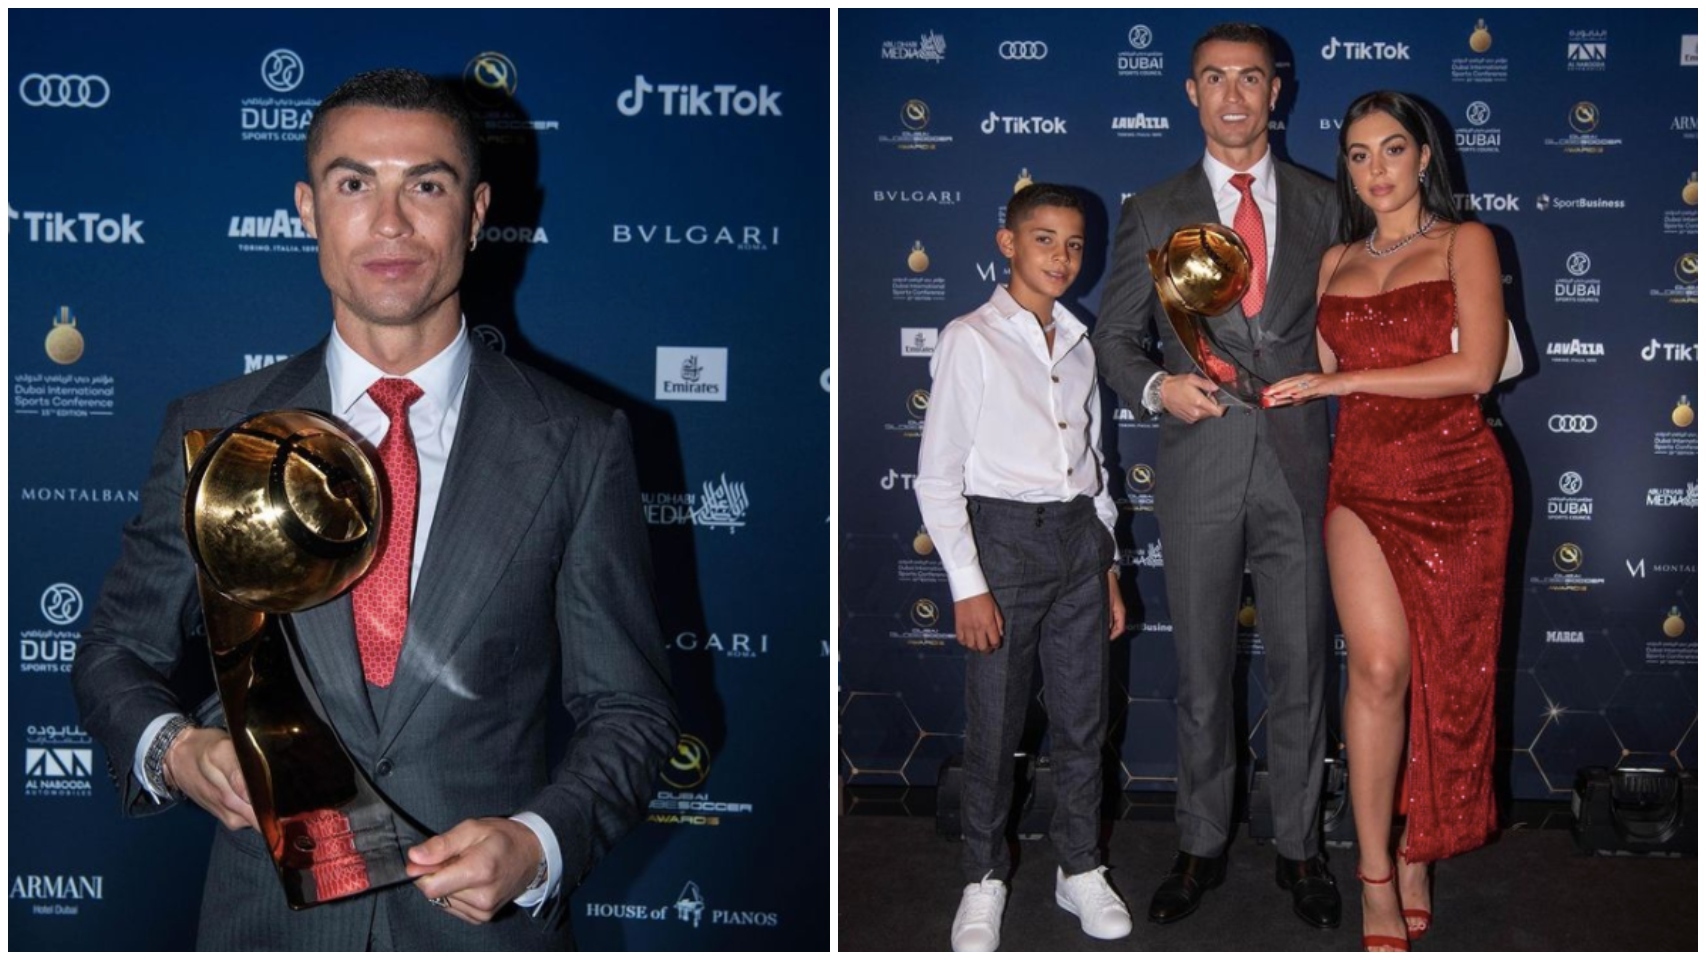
[1147,851,1226,924]
[1275,854,1341,929]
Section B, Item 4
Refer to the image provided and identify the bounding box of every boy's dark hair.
[303,68,483,189]
[1334,90,1459,243]
[1003,183,1083,231]
[1191,22,1276,74]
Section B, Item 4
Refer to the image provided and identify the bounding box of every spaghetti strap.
[1324,242,1354,289]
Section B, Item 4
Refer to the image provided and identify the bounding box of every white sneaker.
[1055,865,1133,940]
[950,873,1007,951]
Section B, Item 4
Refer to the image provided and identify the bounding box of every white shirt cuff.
[508,811,562,912]
[944,563,990,602]
[133,712,183,803]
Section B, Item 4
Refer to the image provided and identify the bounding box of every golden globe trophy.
[1148,223,1267,407]
[182,410,417,909]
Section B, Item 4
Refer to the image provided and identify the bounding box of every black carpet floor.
[838,815,1697,952]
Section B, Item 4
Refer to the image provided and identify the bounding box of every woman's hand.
[1261,371,1352,407]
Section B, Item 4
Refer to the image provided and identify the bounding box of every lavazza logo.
[228,208,314,254]
[1546,338,1603,364]
[981,111,1068,135]
[655,347,728,402]
[901,327,938,358]
[584,880,778,929]
[240,48,315,142]
[1548,471,1593,521]
[23,724,94,800]
[10,206,144,244]
[642,475,749,533]
[1112,112,1169,138]
[616,76,781,117]
[1321,36,1411,61]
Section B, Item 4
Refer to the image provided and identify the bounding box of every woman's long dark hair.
[1335,91,1459,243]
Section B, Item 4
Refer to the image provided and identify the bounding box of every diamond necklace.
[1366,214,1438,258]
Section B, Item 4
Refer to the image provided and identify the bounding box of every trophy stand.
[184,413,419,909]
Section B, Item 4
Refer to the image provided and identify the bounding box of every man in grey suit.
[1094,23,1340,930]
[71,69,675,949]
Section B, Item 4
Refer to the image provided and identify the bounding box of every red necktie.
[1230,172,1267,317]
[352,377,423,687]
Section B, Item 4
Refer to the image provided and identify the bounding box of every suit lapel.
[375,345,571,750]
[1263,163,1310,336]
[217,343,383,752]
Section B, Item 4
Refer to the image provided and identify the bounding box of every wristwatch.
[1141,373,1166,414]
[525,856,548,892]
[145,715,196,800]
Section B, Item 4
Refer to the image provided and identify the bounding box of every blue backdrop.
[839,10,1697,809]
[10,9,828,950]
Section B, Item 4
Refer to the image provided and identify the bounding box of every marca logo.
[1546,631,1586,644]
[900,328,938,357]
[981,112,1068,135]
[10,208,144,244]
[655,347,728,402]
[616,76,781,117]
[613,224,778,251]
[245,354,290,373]
[1321,37,1411,61]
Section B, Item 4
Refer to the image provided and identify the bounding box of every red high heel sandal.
[1356,868,1410,952]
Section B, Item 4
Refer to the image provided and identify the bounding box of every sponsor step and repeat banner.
[11,10,827,950]
[840,12,1696,805]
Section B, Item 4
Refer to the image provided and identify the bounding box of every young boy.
[915,184,1130,951]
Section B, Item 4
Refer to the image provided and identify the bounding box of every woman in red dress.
[1263,91,1513,952]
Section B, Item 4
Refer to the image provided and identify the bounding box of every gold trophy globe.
[183,410,417,908]
[1148,223,1266,405]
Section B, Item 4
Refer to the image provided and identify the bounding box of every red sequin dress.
[1317,278,1511,863]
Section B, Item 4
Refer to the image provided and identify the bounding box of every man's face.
[1186,40,1279,164]
[295,106,489,330]
[996,204,1085,310]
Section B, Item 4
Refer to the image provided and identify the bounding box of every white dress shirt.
[915,286,1119,601]
[138,320,561,908]
[1142,148,1280,411]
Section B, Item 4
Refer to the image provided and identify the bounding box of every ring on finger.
[430,896,452,909]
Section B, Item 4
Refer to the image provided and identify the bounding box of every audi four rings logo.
[1548,415,1599,433]
[19,74,109,108]
[999,41,1049,60]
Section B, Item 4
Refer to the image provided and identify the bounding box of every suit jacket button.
[377,758,394,777]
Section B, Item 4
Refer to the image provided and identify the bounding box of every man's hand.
[1107,570,1127,640]
[954,592,1005,654]
[1159,373,1227,423]
[164,727,258,832]
[407,818,544,924]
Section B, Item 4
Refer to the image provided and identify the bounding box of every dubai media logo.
[23,724,94,799]
[655,347,728,402]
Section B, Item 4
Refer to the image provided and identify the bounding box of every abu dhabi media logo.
[900,327,938,358]
[641,475,750,533]
[878,98,953,151]
[647,733,756,828]
[240,48,314,143]
[22,724,94,799]
[584,880,779,930]
[1646,483,1698,508]
[1117,540,1165,569]
[1453,19,1509,83]
[10,873,103,918]
[1116,24,1164,77]
[655,347,728,402]
[882,30,946,63]
[1456,101,1501,154]
[1566,29,1608,72]
[228,207,314,255]
[616,75,781,118]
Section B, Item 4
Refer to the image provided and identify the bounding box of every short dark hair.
[1191,23,1276,75]
[303,68,483,189]
[1004,183,1083,231]
[1334,90,1459,243]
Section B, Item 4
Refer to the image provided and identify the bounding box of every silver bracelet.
[144,715,196,800]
